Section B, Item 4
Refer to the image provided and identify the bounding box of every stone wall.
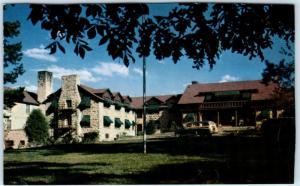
[81,99,100,134]
[37,71,53,104]
[5,130,28,149]
[100,103,136,141]
[58,75,81,130]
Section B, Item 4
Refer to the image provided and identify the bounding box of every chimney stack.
[37,71,53,103]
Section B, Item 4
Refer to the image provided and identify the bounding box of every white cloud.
[92,62,129,77]
[24,80,37,92]
[45,65,101,83]
[219,74,240,83]
[183,83,191,88]
[132,68,143,76]
[25,85,38,92]
[23,45,57,62]
[157,60,165,64]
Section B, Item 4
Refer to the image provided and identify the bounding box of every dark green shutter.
[125,119,131,129]
[103,116,113,127]
[115,118,123,128]
[78,96,91,110]
[80,115,90,127]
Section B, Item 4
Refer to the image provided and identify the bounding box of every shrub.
[183,113,195,123]
[146,120,159,135]
[82,132,99,143]
[25,109,49,145]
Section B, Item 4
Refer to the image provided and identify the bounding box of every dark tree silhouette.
[4,5,26,109]
[262,47,294,89]
[27,3,294,69]
[3,5,25,84]
[4,18,24,84]
[4,87,25,108]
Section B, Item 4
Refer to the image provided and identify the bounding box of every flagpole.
[142,15,147,154]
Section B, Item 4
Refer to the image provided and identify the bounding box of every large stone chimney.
[37,71,53,103]
[58,74,82,133]
[58,74,81,110]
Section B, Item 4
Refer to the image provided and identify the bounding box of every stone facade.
[4,103,39,148]
[48,74,136,141]
[37,71,53,114]
[58,75,81,131]
[100,104,135,141]
[5,130,28,149]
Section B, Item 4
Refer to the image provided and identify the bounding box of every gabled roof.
[131,94,180,109]
[112,92,124,102]
[23,91,39,105]
[178,80,278,104]
[77,85,104,101]
[43,88,61,103]
[122,95,132,103]
[4,86,39,105]
[145,97,164,105]
[165,94,182,103]
[79,85,113,98]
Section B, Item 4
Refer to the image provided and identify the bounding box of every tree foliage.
[4,87,25,108]
[262,47,294,89]
[25,109,49,144]
[261,47,295,117]
[27,3,294,69]
[146,120,159,135]
[4,19,24,84]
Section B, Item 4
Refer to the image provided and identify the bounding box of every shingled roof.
[4,86,39,105]
[131,94,181,109]
[178,80,278,105]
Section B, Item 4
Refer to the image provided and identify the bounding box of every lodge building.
[177,80,280,127]
[4,71,280,148]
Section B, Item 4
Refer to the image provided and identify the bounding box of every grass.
[4,136,295,184]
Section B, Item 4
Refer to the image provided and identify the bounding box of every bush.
[183,113,195,123]
[146,120,159,135]
[82,132,99,143]
[25,109,49,145]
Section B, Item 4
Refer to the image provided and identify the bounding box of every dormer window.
[66,100,72,108]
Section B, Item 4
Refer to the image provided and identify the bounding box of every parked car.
[175,120,218,137]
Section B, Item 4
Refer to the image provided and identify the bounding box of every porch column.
[235,110,238,127]
[198,111,202,122]
[217,111,220,127]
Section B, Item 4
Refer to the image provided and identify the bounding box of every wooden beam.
[235,110,238,127]
[217,111,220,127]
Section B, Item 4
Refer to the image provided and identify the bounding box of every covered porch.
[181,100,277,127]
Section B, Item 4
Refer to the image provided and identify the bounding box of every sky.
[3,3,293,97]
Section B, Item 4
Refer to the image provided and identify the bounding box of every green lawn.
[4,136,294,184]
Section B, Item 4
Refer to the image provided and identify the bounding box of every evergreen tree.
[4,20,24,84]
[4,5,25,110]
[25,109,49,145]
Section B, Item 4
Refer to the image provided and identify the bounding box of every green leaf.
[74,43,79,56]
[57,41,65,53]
[45,42,54,49]
[99,35,109,45]
[96,25,105,36]
[87,26,96,39]
[82,44,92,51]
[79,46,85,59]
[49,43,57,54]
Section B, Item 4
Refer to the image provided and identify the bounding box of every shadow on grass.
[4,135,295,184]
[4,158,293,184]
[5,136,266,156]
